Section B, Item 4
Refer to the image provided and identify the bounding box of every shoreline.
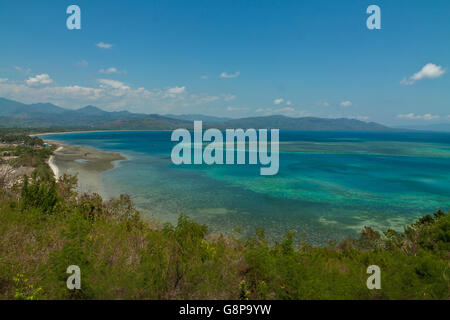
[33,129,174,137]
[43,139,157,225]
[47,146,63,179]
[44,139,127,195]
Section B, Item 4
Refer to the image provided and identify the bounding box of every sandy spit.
[44,140,127,195]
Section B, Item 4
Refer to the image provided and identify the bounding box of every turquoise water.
[41,131,450,244]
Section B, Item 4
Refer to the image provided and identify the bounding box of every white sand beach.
[47,146,63,179]
[44,140,126,195]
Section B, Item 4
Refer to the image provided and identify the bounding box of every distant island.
[0,97,401,132]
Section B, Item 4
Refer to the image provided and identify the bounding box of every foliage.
[13,273,42,300]
[0,133,44,147]
[0,141,448,300]
[9,145,54,169]
[21,176,58,214]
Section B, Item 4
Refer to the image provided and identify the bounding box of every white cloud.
[397,113,416,119]
[316,101,330,107]
[166,86,186,94]
[96,42,113,49]
[0,77,235,114]
[340,101,353,107]
[401,63,446,85]
[227,106,248,112]
[26,74,53,86]
[273,98,293,106]
[98,67,123,74]
[255,107,308,117]
[98,79,130,90]
[220,71,240,79]
[44,85,103,98]
[200,75,208,79]
[14,66,32,74]
[273,98,284,105]
[76,60,88,67]
[0,80,102,104]
[277,107,295,112]
[424,114,441,120]
[348,115,369,121]
[400,79,414,86]
[223,94,236,101]
[0,78,7,83]
[397,113,440,120]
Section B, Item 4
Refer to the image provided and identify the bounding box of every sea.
[40,130,450,244]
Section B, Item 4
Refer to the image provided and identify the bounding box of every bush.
[0,169,448,299]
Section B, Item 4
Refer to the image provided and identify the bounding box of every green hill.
[0,97,402,132]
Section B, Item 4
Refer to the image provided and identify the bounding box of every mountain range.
[0,97,399,131]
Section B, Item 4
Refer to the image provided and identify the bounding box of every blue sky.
[0,0,448,125]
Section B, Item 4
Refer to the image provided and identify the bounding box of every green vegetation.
[0,128,63,137]
[0,134,54,180]
[0,138,448,300]
[0,133,43,146]
[8,146,54,172]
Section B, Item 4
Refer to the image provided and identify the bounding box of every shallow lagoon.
[41,130,450,244]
